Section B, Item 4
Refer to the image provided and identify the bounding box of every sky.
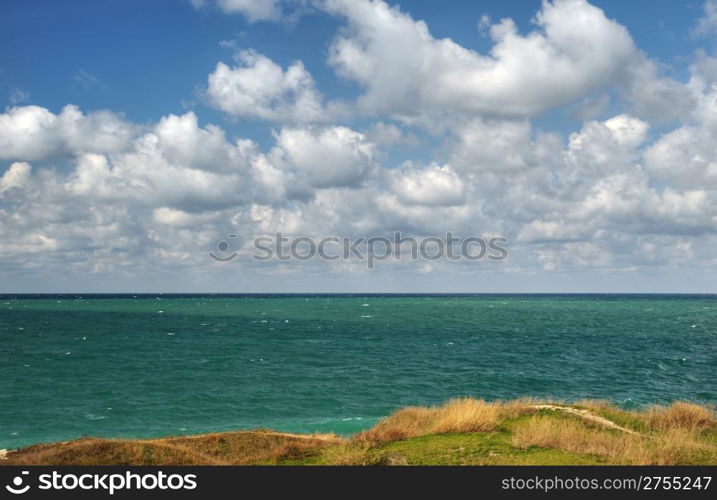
[1,0,717,293]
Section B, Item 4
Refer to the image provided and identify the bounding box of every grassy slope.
[3,400,716,466]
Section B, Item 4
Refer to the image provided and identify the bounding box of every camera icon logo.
[209,234,238,262]
[5,471,30,494]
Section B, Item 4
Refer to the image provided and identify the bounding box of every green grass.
[349,432,601,466]
[285,412,613,465]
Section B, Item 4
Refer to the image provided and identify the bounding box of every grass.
[1,431,340,466]
[2,399,716,466]
[511,415,713,465]
[351,397,533,444]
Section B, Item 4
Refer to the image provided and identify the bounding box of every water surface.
[1,294,715,448]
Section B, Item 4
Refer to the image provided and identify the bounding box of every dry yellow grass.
[319,444,409,466]
[2,430,340,466]
[2,439,218,466]
[512,414,715,465]
[646,402,716,433]
[319,444,373,465]
[318,443,400,465]
[352,406,436,444]
[431,398,503,433]
[353,397,532,445]
[513,416,642,462]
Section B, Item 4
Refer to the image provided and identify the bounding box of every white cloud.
[364,122,418,147]
[517,220,588,243]
[0,105,137,161]
[33,110,269,211]
[390,163,465,207]
[602,115,650,149]
[216,0,281,21]
[152,112,255,173]
[643,59,717,189]
[206,50,342,123]
[66,153,117,198]
[153,207,222,227]
[561,115,648,188]
[322,0,636,122]
[691,50,717,86]
[271,125,376,188]
[191,0,282,22]
[621,58,696,122]
[644,125,717,189]
[0,162,32,194]
[1,101,716,285]
[449,118,559,172]
[198,0,695,127]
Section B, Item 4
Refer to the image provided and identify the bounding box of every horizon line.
[2,292,717,296]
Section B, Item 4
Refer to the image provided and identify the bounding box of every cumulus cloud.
[449,118,560,172]
[153,207,222,227]
[320,0,636,122]
[1,101,716,285]
[206,50,343,123]
[602,115,650,149]
[0,108,279,213]
[271,126,376,188]
[643,58,717,189]
[644,126,717,189]
[199,0,694,126]
[65,121,259,210]
[151,112,256,173]
[0,105,137,162]
[559,115,648,188]
[0,162,31,194]
[364,122,418,147]
[621,58,696,122]
[390,163,465,207]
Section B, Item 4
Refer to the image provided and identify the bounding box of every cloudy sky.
[1,0,717,293]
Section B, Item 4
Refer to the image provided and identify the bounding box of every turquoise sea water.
[0,294,715,449]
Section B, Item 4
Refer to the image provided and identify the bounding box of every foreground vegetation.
[3,399,716,465]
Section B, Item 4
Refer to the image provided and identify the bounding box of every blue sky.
[1,0,717,292]
[2,1,709,131]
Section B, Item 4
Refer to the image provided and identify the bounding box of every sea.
[0,294,715,449]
